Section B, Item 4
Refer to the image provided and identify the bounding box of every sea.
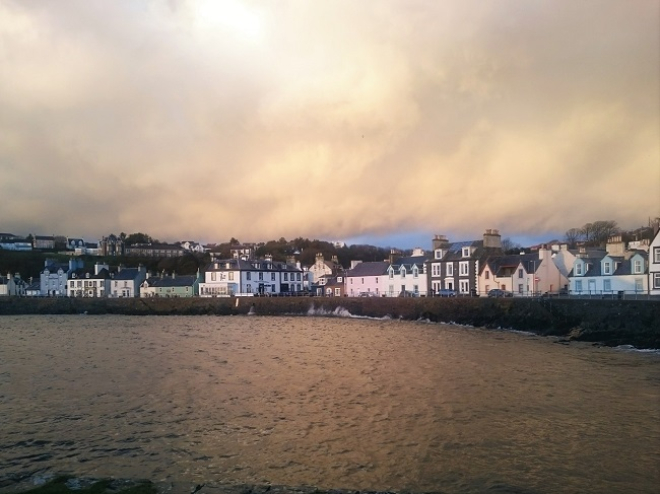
[0,314,659,493]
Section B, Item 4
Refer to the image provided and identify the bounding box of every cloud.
[0,0,658,245]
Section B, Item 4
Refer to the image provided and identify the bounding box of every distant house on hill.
[33,235,55,250]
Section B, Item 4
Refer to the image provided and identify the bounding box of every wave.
[614,344,660,355]
[306,304,393,321]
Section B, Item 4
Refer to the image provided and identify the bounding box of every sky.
[1,0,659,249]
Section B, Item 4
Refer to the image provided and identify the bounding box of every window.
[654,247,660,264]
[297,273,301,281]
[635,279,643,292]
[518,269,523,279]
[389,269,394,279]
[211,272,216,281]
[258,272,263,281]
[575,263,582,275]
[271,273,275,281]
[435,249,443,259]
[485,271,489,279]
[432,281,441,293]
[447,263,454,276]
[413,285,419,294]
[633,260,642,274]
[361,278,364,284]
[401,268,406,278]
[337,277,343,282]
[462,247,470,258]
[229,272,234,281]
[604,262,611,275]
[432,263,441,277]
[575,280,582,292]
[334,288,341,296]
[413,268,418,278]
[604,279,611,292]
[518,284,524,294]
[459,262,469,276]
[459,280,469,293]
[654,273,660,288]
[247,272,251,280]
[283,273,288,281]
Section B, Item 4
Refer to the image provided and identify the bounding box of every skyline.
[1,0,659,249]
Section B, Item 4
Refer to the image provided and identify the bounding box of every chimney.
[412,247,424,257]
[432,234,449,250]
[483,229,502,249]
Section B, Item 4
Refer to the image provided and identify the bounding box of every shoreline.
[0,297,659,349]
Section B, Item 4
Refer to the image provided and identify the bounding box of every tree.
[501,238,523,254]
[580,220,619,246]
[564,228,582,247]
[125,232,153,245]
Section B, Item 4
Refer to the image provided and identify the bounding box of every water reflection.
[0,315,658,493]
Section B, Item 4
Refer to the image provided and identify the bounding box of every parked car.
[435,288,457,297]
[488,289,513,298]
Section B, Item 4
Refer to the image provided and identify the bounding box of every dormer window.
[434,249,443,259]
[389,268,394,279]
[413,268,418,278]
[462,247,471,258]
[575,263,583,276]
[337,277,343,282]
[603,262,611,275]
[633,259,642,274]
[401,268,406,278]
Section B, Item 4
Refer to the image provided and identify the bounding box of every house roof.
[205,258,302,273]
[483,253,542,276]
[391,255,429,270]
[144,275,197,288]
[113,268,144,281]
[345,261,389,277]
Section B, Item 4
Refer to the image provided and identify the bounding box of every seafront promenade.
[0,297,658,349]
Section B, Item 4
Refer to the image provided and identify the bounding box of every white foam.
[306,304,393,321]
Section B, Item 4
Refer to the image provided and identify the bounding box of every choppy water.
[0,314,659,493]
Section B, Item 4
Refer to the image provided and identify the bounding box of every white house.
[110,265,147,297]
[569,250,648,296]
[41,258,84,297]
[0,273,26,296]
[67,263,112,298]
[180,241,205,253]
[386,249,429,297]
[200,256,304,297]
[649,228,660,296]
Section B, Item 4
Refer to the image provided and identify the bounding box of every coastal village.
[0,226,659,300]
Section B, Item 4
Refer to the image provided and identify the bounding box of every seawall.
[0,296,658,349]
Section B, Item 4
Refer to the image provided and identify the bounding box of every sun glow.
[193,0,263,41]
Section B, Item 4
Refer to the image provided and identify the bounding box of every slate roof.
[113,268,144,281]
[206,258,302,273]
[144,275,198,288]
[391,255,429,270]
[345,261,389,277]
[483,253,541,276]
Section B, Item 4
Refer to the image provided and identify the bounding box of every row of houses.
[2,228,659,298]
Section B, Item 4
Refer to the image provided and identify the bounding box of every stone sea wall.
[0,296,658,349]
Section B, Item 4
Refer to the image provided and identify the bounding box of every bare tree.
[564,228,582,247]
